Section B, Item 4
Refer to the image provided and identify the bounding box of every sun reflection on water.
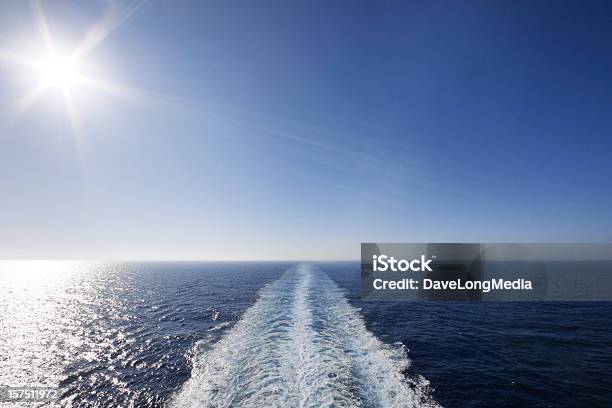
[0,260,105,391]
[1,260,91,277]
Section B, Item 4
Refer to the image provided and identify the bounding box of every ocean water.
[0,261,610,407]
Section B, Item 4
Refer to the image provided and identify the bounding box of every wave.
[169,264,440,408]
[207,321,233,332]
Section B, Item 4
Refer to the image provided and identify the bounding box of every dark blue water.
[0,261,610,407]
[325,262,612,408]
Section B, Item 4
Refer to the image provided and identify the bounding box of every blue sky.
[1,0,611,259]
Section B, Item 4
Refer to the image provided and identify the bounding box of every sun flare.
[0,0,148,141]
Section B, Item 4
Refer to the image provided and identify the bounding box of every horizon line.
[0,258,359,262]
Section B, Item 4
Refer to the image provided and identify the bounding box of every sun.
[0,0,150,139]
[37,55,79,90]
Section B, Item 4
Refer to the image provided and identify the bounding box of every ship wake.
[170,264,440,408]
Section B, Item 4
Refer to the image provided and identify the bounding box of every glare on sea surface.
[0,260,109,389]
[1,259,87,277]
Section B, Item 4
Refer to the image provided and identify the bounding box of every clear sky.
[1,0,611,260]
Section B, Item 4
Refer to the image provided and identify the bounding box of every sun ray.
[61,88,82,144]
[71,0,148,61]
[30,0,55,56]
[13,82,49,116]
[76,75,141,102]
[0,82,49,134]
[0,50,38,69]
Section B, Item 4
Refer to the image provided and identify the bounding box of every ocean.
[0,261,610,407]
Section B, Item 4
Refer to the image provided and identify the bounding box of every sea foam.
[169,264,440,408]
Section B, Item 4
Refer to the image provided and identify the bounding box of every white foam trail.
[207,321,232,332]
[169,265,440,408]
